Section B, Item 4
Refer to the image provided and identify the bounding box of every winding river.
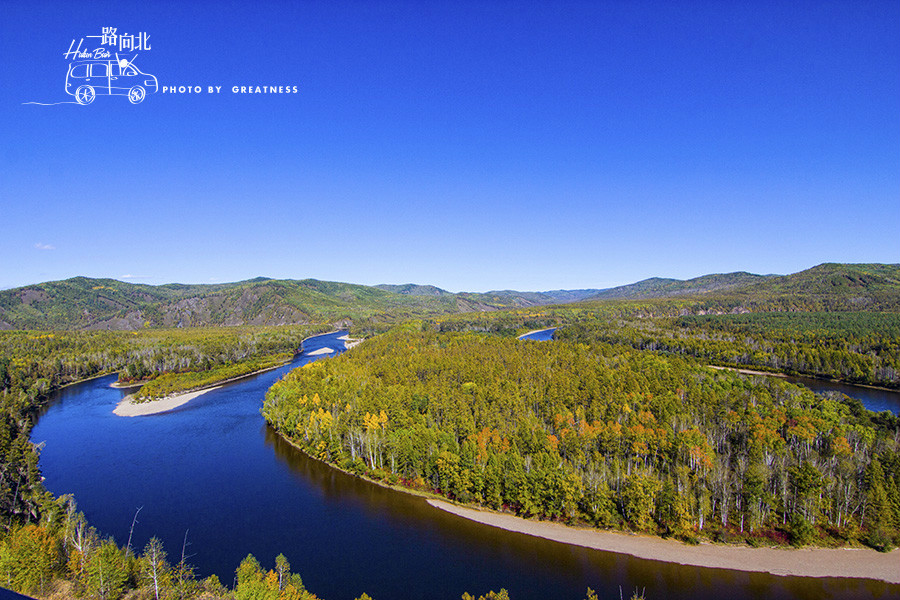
[31,331,899,600]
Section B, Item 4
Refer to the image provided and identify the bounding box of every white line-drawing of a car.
[65,57,158,105]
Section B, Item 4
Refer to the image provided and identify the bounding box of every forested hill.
[3,263,898,330]
[586,263,900,311]
[587,272,773,300]
[375,284,604,307]
[0,277,518,331]
[374,283,454,296]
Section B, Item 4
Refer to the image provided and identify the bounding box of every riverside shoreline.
[113,387,221,417]
[339,333,364,349]
[112,330,352,417]
[709,365,900,394]
[112,361,291,417]
[268,419,900,586]
[708,365,789,378]
[266,422,900,585]
[428,499,900,584]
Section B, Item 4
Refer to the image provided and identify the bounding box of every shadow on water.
[264,426,898,600]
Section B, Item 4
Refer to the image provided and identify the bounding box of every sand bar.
[428,500,900,583]
[308,347,335,356]
[338,334,364,349]
[110,380,144,389]
[113,387,220,417]
[111,359,294,418]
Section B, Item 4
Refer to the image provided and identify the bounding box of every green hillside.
[3,264,898,331]
[0,277,512,330]
[375,283,454,296]
[586,264,900,312]
[744,263,900,298]
[587,272,774,300]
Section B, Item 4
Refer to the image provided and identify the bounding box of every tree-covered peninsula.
[264,325,900,550]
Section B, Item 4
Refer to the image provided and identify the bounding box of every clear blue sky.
[2,1,898,292]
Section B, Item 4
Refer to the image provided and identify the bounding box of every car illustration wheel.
[75,85,95,105]
[128,85,146,104]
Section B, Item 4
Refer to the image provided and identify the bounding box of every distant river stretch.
[31,331,897,600]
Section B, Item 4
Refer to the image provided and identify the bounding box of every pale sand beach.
[428,500,900,583]
[109,381,144,389]
[308,347,336,356]
[111,359,294,417]
[338,334,364,349]
[113,387,220,417]
[708,365,788,378]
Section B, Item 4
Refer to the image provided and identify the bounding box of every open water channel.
[31,331,899,600]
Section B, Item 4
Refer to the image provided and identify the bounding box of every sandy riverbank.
[708,365,788,378]
[113,387,221,417]
[110,380,144,389]
[428,500,900,584]
[308,347,335,356]
[113,332,351,418]
[112,359,293,417]
[265,423,900,585]
[338,334,364,349]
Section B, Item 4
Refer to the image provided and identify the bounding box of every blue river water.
[518,328,557,341]
[31,331,898,600]
[780,374,900,415]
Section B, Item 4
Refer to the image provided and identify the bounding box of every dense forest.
[417,303,900,390]
[555,310,900,389]
[264,325,900,551]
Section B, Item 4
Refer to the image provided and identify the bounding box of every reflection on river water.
[31,332,898,600]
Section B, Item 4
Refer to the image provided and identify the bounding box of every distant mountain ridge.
[586,272,775,300]
[1,263,898,330]
[0,277,504,331]
[374,284,453,296]
[586,263,900,311]
[484,289,604,305]
[376,285,605,305]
